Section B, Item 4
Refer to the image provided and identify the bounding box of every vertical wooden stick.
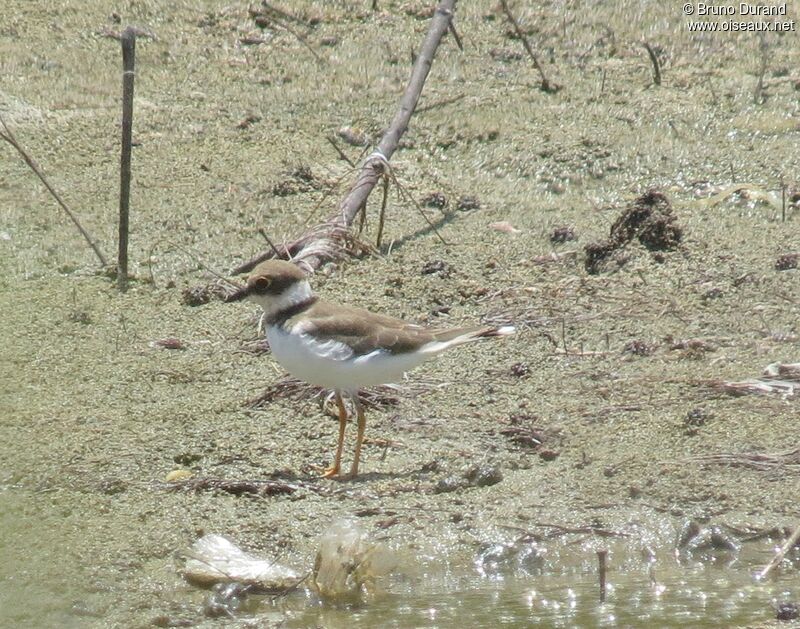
[780,176,786,223]
[597,549,608,602]
[376,174,389,248]
[753,33,768,105]
[118,27,136,292]
[642,41,661,86]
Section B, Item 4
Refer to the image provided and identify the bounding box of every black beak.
[225,285,249,303]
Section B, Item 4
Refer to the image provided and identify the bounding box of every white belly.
[266,326,429,391]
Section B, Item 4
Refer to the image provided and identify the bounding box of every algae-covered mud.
[1,1,798,626]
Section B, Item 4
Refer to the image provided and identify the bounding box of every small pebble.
[182,286,211,307]
[510,362,530,377]
[434,476,466,494]
[204,582,249,618]
[422,192,448,208]
[476,542,515,572]
[775,253,799,271]
[98,479,127,495]
[174,452,203,466]
[676,519,702,549]
[456,195,481,211]
[151,615,193,628]
[465,465,503,487]
[539,449,559,462]
[165,469,193,482]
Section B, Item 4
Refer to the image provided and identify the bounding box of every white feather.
[266,326,429,392]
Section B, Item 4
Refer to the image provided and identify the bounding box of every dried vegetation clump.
[584,190,683,274]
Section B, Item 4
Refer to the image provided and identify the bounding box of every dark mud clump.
[549,226,576,244]
[776,602,800,621]
[584,190,683,274]
[271,164,325,197]
[421,259,451,276]
[422,192,448,209]
[774,252,798,271]
[434,464,504,493]
[456,195,481,211]
[181,283,230,306]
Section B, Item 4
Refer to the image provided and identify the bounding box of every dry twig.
[416,93,466,114]
[598,549,608,603]
[685,449,800,473]
[753,33,768,104]
[498,0,559,93]
[759,524,800,580]
[503,522,630,539]
[530,250,578,264]
[326,135,355,167]
[0,114,108,267]
[706,379,797,398]
[704,362,800,398]
[255,2,323,64]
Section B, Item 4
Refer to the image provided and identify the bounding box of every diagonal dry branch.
[758,523,800,580]
[233,0,457,275]
[0,113,108,267]
[499,0,559,93]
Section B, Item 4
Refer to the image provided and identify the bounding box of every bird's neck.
[257,280,317,327]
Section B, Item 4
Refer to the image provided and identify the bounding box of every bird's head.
[226,260,313,318]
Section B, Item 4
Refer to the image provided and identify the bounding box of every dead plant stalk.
[759,524,800,580]
[499,0,557,93]
[0,115,108,267]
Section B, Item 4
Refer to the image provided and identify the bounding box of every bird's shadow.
[377,208,463,253]
[268,467,424,486]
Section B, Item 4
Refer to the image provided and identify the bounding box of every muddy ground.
[1,0,798,627]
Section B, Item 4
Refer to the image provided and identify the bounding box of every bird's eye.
[252,276,272,293]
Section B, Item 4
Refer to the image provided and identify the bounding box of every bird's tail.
[422,324,514,354]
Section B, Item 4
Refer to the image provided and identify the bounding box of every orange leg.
[321,391,347,479]
[344,394,366,480]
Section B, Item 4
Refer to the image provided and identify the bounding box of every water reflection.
[283,554,798,628]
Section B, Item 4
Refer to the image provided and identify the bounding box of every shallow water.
[254,557,799,628]
[4,483,796,628]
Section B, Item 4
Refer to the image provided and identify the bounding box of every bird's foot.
[319,465,358,481]
[320,464,341,479]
